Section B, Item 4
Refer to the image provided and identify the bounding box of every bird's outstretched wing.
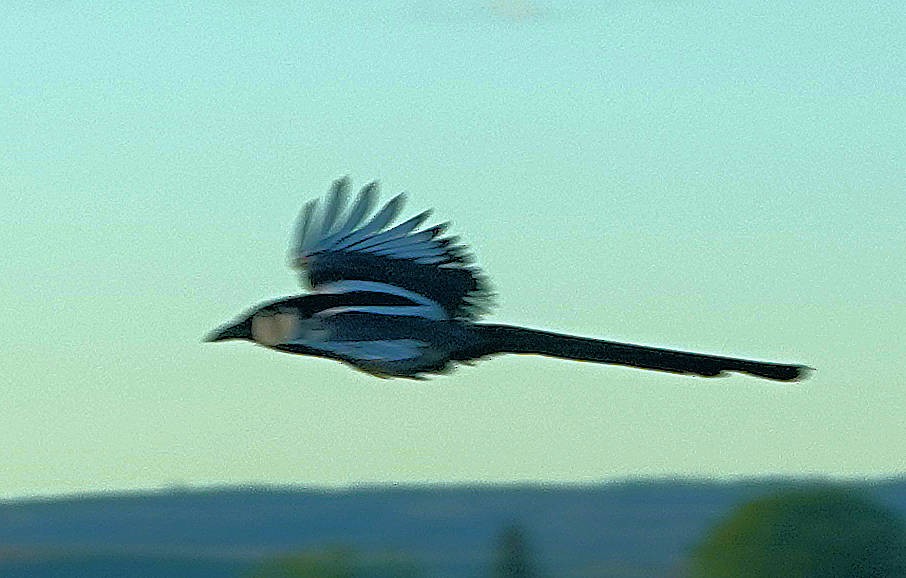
[289,177,492,320]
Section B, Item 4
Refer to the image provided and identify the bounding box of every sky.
[1,1,904,499]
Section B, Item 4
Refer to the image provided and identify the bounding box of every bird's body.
[207,178,809,382]
[243,286,476,378]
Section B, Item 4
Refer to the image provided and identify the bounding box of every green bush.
[688,486,906,578]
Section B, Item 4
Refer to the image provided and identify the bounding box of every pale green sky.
[2,1,904,499]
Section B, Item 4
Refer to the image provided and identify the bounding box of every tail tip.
[776,364,814,382]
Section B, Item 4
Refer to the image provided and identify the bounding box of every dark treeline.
[2,478,905,577]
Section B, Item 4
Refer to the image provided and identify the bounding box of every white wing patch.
[320,339,428,362]
[282,332,428,363]
[314,280,448,320]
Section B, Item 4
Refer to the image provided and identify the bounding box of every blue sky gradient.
[2,1,904,498]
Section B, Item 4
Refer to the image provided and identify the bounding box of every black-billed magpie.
[206,177,809,381]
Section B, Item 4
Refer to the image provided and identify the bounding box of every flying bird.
[206,177,809,381]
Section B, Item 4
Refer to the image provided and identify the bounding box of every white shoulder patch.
[251,313,299,346]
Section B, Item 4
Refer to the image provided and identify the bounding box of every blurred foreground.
[1,478,904,577]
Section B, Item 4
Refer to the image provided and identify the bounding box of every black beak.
[204,318,252,342]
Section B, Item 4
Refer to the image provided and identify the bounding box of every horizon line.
[4,473,905,505]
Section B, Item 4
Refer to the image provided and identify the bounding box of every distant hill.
[1,478,904,577]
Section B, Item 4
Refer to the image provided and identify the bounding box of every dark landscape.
[2,478,904,577]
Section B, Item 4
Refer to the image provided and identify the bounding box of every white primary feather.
[328,181,377,242]
[343,211,431,252]
[291,180,455,264]
[330,193,406,250]
[318,177,348,239]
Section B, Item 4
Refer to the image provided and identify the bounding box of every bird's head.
[205,301,303,346]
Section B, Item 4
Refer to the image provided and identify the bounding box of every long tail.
[457,324,809,382]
